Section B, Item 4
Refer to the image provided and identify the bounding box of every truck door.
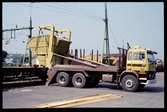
[131,51,146,74]
[126,52,132,70]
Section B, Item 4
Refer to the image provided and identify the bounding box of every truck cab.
[122,46,157,90]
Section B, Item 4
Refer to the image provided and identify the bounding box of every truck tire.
[56,72,71,87]
[72,73,86,88]
[121,75,138,92]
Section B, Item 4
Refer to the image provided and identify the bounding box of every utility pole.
[2,2,33,66]
[28,2,34,67]
[101,3,110,65]
[29,17,33,66]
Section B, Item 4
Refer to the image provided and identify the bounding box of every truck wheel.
[56,72,71,87]
[72,73,86,88]
[121,75,138,92]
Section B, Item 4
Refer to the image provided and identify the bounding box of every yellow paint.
[27,24,72,68]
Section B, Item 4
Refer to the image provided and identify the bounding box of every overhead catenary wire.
[15,29,29,39]
[2,31,11,39]
[11,3,104,49]
[4,3,104,52]
[14,3,103,21]
[3,29,29,45]
[3,29,29,40]
[108,20,119,48]
[64,2,103,20]
[41,3,102,21]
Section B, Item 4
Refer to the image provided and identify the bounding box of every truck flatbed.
[50,64,118,72]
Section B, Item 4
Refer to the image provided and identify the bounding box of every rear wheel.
[72,73,87,88]
[56,72,71,87]
[121,75,138,92]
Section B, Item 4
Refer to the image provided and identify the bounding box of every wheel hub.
[76,77,82,83]
[126,79,133,88]
[60,76,65,83]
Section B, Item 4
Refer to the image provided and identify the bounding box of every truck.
[26,24,157,92]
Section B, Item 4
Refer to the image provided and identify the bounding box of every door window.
[133,52,145,60]
[128,52,132,60]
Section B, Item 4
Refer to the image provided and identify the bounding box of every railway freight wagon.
[3,67,48,83]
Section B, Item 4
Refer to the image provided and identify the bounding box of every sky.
[2,2,164,61]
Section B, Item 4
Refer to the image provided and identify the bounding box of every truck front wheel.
[121,75,138,92]
[56,72,72,87]
[72,73,86,88]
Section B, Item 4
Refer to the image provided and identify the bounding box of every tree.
[2,50,8,62]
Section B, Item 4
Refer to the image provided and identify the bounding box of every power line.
[4,3,104,51]
[15,30,29,39]
[14,3,103,21]
[2,27,32,39]
[3,32,10,39]
[108,20,119,47]
[61,2,103,20]
[65,2,103,20]
[3,29,29,40]
[41,3,102,21]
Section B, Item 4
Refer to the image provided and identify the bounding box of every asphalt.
[2,72,164,109]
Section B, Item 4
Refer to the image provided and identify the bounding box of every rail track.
[30,94,122,108]
[2,77,44,88]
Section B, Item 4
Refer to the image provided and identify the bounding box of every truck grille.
[146,71,156,80]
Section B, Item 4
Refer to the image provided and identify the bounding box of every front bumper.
[140,78,157,85]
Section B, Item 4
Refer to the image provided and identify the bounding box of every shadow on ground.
[95,82,164,93]
[2,80,45,92]
[138,86,164,93]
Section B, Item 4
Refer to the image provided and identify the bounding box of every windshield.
[147,51,155,62]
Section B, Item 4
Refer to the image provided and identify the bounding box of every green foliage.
[2,50,8,61]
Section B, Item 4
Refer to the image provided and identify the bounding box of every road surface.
[2,72,164,108]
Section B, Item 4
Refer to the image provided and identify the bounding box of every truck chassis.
[45,48,144,92]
